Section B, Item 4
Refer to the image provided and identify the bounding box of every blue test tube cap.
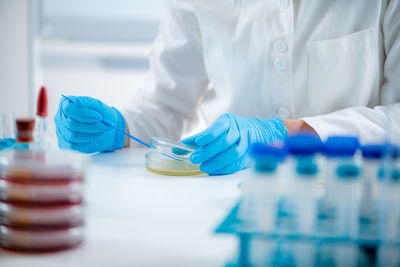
[251,142,287,159]
[323,136,360,157]
[389,145,399,159]
[285,132,322,156]
[361,144,391,159]
[250,143,287,172]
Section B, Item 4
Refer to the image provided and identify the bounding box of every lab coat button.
[278,107,290,118]
[274,41,288,53]
[274,58,288,71]
[280,0,290,9]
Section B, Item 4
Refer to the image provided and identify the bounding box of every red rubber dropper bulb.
[36,86,48,117]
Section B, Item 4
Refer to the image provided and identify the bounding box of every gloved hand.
[54,96,126,153]
[182,113,288,175]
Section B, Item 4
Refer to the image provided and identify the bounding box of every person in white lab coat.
[55,0,400,174]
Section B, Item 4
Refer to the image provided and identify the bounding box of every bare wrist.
[283,119,318,137]
[124,123,130,147]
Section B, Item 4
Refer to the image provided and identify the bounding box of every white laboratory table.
[0,148,247,267]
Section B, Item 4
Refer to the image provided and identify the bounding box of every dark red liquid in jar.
[15,118,35,143]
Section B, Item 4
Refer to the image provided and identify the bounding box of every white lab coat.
[121,0,400,146]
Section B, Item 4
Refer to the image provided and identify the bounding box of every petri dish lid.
[151,137,197,161]
[0,150,88,182]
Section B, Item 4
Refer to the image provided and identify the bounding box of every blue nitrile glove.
[54,96,126,153]
[182,113,288,175]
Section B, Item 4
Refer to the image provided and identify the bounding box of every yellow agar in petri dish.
[145,151,204,176]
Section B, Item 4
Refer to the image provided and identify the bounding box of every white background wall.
[0,0,32,117]
[0,0,163,141]
[40,0,163,42]
[39,0,163,138]
[0,0,202,142]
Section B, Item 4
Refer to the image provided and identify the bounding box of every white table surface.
[0,148,247,267]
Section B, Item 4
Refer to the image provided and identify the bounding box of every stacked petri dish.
[0,149,87,252]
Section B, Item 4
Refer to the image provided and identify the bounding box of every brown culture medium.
[0,200,84,229]
[15,118,35,142]
[145,151,204,176]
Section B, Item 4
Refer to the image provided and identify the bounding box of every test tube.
[359,145,386,242]
[284,133,321,237]
[238,143,287,232]
[321,136,360,240]
[357,144,388,266]
[1,113,16,139]
[0,113,16,149]
[376,146,400,267]
[272,134,321,267]
[376,146,400,243]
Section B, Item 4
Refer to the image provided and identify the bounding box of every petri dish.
[0,149,86,204]
[0,201,84,228]
[0,149,87,182]
[0,178,84,205]
[0,224,84,252]
[145,151,204,176]
[151,137,197,161]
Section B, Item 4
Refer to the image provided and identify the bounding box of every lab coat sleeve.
[302,0,400,143]
[120,1,209,147]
